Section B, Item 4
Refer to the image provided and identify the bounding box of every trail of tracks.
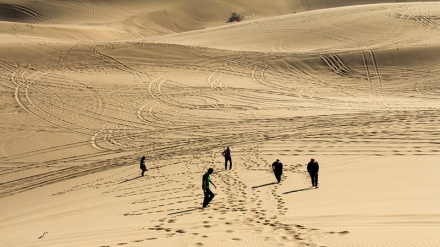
[0,3,49,22]
[1,42,439,198]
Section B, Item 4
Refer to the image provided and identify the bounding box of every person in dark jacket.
[202,168,217,208]
[222,146,232,170]
[140,156,147,176]
[272,159,283,183]
[307,158,319,188]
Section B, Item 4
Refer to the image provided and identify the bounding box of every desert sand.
[0,0,439,246]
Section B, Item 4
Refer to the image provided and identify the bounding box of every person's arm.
[210,180,217,189]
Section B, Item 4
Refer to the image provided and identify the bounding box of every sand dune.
[0,0,439,246]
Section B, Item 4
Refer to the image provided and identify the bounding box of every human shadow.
[283,187,312,194]
[251,182,277,189]
[119,176,142,184]
[168,207,200,215]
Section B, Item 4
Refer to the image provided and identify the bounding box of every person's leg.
[228,157,232,170]
[276,173,281,183]
[203,189,215,207]
[203,191,210,207]
[141,170,144,176]
[207,189,215,205]
[312,174,318,187]
[309,173,314,187]
[225,158,228,170]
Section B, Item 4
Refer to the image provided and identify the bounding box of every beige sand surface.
[0,0,439,246]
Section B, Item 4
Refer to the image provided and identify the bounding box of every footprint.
[294,234,303,240]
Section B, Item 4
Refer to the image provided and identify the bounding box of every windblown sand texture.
[1,0,439,246]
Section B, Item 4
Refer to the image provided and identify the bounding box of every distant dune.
[0,1,439,247]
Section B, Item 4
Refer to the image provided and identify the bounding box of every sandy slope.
[0,0,439,246]
[148,3,440,52]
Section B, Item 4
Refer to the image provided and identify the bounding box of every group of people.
[138,147,233,177]
[139,147,320,209]
[271,158,319,188]
[202,147,320,208]
[203,146,230,208]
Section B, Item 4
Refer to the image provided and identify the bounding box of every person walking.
[140,156,147,176]
[272,159,283,183]
[307,158,319,188]
[202,168,217,208]
[222,146,232,170]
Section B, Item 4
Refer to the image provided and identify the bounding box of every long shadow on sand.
[168,207,200,215]
[283,188,313,194]
[251,182,277,189]
[119,176,142,184]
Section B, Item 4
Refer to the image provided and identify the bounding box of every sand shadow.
[119,176,142,184]
[251,182,277,189]
[168,207,200,215]
[283,188,312,194]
